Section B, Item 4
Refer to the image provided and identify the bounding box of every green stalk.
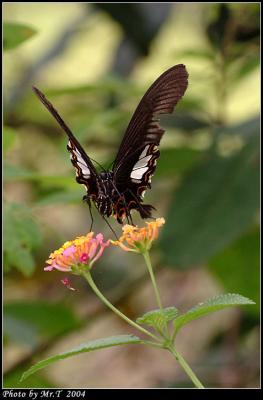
[83,270,160,342]
[142,251,171,339]
[142,251,163,310]
[168,345,204,389]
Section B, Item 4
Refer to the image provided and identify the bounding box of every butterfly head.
[99,171,113,181]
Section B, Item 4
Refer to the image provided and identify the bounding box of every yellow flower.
[45,232,110,272]
[112,218,165,253]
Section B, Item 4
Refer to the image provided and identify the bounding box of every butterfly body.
[95,171,115,218]
[81,168,155,223]
[33,64,188,225]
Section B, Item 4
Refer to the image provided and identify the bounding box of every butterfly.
[33,64,188,228]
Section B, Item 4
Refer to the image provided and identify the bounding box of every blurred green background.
[3,3,260,389]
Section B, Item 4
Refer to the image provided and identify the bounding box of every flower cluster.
[44,218,165,274]
[112,218,165,253]
[45,232,109,272]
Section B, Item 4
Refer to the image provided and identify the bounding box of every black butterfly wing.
[112,64,188,220]
[32,87,98,197]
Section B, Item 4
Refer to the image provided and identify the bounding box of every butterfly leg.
[84,196,94,232]
[125,209,134,226]
[112,188,135,226]
[126,189,155,221]
[110,182,133,225]
[110,194,133,226]
[120,195,134,226]
[88,199,118,239]
[101,213,118,240]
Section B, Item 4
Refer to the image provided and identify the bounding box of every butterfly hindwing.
[67,139,94,192]
[129,143,159,185]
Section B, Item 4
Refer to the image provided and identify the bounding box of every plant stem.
[83,271,204,388]
[142,251,171,339]
[168,345,204,389]
[142,251,163,310]
[83,270,160,342]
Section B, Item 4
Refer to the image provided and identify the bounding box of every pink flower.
[45,232,110,272]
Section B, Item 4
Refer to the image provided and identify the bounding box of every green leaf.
[4,302,82,341]
[36,190,82,206]
[4,163,76,188]
[21,335,142,382]
[206,4,231,50]
[176,48,215,61]
[214,115,259,138]
[156,148,203,178]
[5,246,35,276]
[161,134,259,267]
[231,56,259,86]
[41,76,139,98]
[4,369,55,389]
[4,315,39,347]
[136,307,178,332]
[4,202,43,276]
[173,293,255,333]
[4,163,37,182]
[3,127,17,153]
[208,227,260,316]
[162,113,210,131]
[3,22,37,50]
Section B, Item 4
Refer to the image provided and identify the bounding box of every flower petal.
[45,232,109,272]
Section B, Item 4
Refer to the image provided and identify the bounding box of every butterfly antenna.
[89,157,106,173]
[106,159,114,171]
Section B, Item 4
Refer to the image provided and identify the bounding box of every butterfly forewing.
[32,87,98,197]
[113,64,188,175]
[33,64,188,225]
[112,65,188,219]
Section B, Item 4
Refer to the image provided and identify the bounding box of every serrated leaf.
[173,293,255,333]
[4,22,37,50]
[136,307,178,332]
[21,335,142,382]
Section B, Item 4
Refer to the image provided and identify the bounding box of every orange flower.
[45,232,110,272]
[112,218,165,253]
